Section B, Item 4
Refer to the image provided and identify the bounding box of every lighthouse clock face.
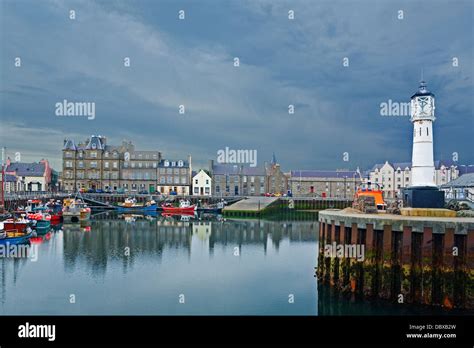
[412,96,434,118]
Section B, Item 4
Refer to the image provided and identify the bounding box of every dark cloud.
[1,0,472,171]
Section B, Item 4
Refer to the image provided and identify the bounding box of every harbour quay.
[317,209,474,310]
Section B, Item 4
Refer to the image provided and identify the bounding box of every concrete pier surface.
[317,209,474,310]
[223,196,279,213]
[319,209,474,234]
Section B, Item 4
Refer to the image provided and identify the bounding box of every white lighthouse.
[410,80,436,187]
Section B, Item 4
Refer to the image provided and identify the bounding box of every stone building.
[192,170,212,196]
[288,170,361,198]
[4,159,53,192]
[157,157,192,195]
[265,154,288,194]
[209,160,267,196]
[368,160,459,199]
[62,135,162,193]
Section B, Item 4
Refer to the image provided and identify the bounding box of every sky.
[1,0,473,171]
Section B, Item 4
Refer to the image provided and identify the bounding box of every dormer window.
[178,160,183,167]
[164,160,169,167]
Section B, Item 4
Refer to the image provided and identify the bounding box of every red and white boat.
[161,200,197,214]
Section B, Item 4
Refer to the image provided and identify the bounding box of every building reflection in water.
[61,213,317,278]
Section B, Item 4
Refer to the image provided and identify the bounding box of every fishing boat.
[117,198,157,212]
[62,198,91,223]
[2,218,31,233]
[198,200,225,213]
[353,182,387,211]
[26,209,52,235]
[0,222,33,246]
[44,200,63,224]
[161,200,197,214]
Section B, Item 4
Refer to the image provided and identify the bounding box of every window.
[166,168,172,174]
[243,176,247,183]
[138,162,142,168]
[131,163,135,168]
[164,160,169,167]
[178,160,183,167]
[251,176,255,183]
[78,161,84,168]
[181,168,187,174]
[194,187,199,194]
[174,168,179,174]
[181,177,187,184]
[90,151,97,158]
[159,168,165,174]
[65,161,72,168]
[216,186,220,193]
[90,161,97,168]
[205,179,209,185]
[174,177,180,184]
[113,162,118,169]
[105,152,109,158]
[195,179,198,184]
[152,163,157,168]
[159,177,165,184]
[167,176,172,184]
[104,162,109,169]
[427,127,429,136]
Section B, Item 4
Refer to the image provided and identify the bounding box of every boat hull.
[0,232,33,246]
[161,206,196,214]
[117,204,157,213]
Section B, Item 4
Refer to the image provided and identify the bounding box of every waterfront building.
[288,170,360,198]
[122,150,161,193]
[441,173,474,201]
[192,170,212,196]
[4,158,53,192]
[62,135,162,192]
[369,161,459,199]
[209,160,267,196]
[157,157,192,195]
[265,154,288,194]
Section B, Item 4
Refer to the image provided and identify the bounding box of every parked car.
[117,188,125,194]
[95,189,104,193]
[170,191,177,195]
[87,189,95,193]
[138,190,148,194]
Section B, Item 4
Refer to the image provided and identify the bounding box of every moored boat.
[62,198,91,223]
[117,198,157,212]
[0,222,33,246]
[161,200,197,214]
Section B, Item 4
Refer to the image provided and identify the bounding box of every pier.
[317,209,474,310]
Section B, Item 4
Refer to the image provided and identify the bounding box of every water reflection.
[62,213,317,277]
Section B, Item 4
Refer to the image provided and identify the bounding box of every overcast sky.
[1,0,473,171]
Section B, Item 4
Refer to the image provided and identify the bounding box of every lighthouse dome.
[411,80,435,98]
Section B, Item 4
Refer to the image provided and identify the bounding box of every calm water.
[0,212,461,315]
[0,212,318,315]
